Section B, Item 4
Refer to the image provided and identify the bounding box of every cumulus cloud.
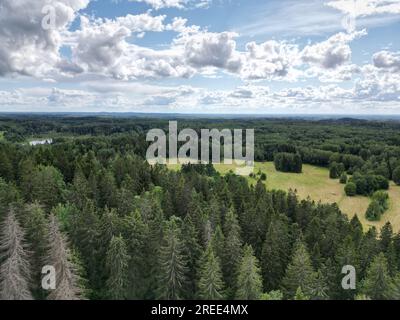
[67,14,197,79]
[326,0,400,17]
[241,40,301,80]
[301,30,366,69]
[0,0,89,77]
[181,32,242,73]
[373,50,400,72]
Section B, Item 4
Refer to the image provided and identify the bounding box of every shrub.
[345,182,357,196]
[371,191,389,211]
[260,173,267,181]
[339,173,348,184]
[365,200,382,221]
[274,153,302,173]
[365,191,389,222]
[393,166,400,185]
[329,162,345,179]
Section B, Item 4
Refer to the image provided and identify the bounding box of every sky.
[0,0,399,114]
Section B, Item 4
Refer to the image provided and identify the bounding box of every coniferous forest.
[1,115,400,300]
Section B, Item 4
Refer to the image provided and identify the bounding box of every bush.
[393,166,400,185]
[365,191,389,221]
[345,182,357,196]
[366,200,383,221]
[349,173,389,196]
[329,162,345,179]
[371,191,389,211]
[260,173,267,181]
[339,173,348,184]
[274,152,302,173]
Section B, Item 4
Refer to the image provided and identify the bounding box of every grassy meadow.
[168,161,400,232]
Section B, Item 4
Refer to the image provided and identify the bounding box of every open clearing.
[169,161,400,232]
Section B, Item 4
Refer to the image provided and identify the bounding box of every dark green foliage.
[157,217,188,300]
[235,245,263,300]
[282,240,317,298]
[339,173,348,184]
[261,215,291,291]
[365,191,389,221]
[221,209,243,296]
[197,244,225,300]
[349,173,389,196]
[1,116,400,300]
[361,253,392,300]
[31,165,66,211]
[393,166,400,185]
[345,182,357,196]
[106,235,130,299]
[329,162,345,179]
[274,153,302,173]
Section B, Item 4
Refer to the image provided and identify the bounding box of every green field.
[169,161,400,232]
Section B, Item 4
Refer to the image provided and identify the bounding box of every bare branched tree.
[46,214,84,300]
[0,208,33,300]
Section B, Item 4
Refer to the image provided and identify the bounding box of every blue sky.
[0,0,399,113]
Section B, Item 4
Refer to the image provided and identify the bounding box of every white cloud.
[178,31,242,73]
[128,0,212,10]
[129,0,187,10]
[0,0,89,77]
[240,40,301,81]
[373,50,400,72]
[326,0,400,17]
[302,30,366,69]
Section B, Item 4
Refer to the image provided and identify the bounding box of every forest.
[1,114,400,300]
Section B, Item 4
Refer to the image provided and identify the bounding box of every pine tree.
[261,215,290,291]
[23,203,49,298]
[235,245,263,300]
[197,244,225,300]
[222,209,243,295]
[211,225,225,264]
[282,240,317,298]
[361,253,392,300]
[46,214,84,300]
[70,199,100,288]
[106,235,130,299]
[334,235,359,299]
[0,208,33,300]
[294,287,310,300]
[390,273,400,299]
[31,165,66,212]
[157,217,188,300]
[181,213,202,297]
[122,210,149,299]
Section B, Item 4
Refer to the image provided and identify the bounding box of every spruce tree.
[0,208,33,300]
[46,215,84,300]
[197,244,225,300]
[334,236,359,299]
[106,235,130,299]
[182,213,202,297]
[361,253,392,300]
[122,210,149,299]
[235,245,263,300]
[157,217,188,300]
[282,240,317,298]
[261,215,290,291]
[222,209,243,295]
[23,203,49,298]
